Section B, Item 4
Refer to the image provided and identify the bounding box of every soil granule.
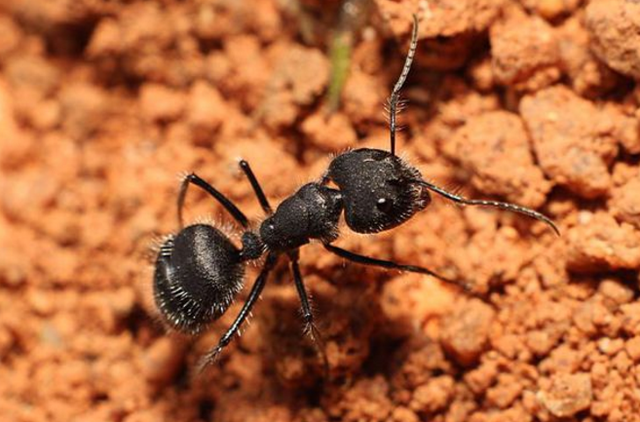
[2,0,640,421]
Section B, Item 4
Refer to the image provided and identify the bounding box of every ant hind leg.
[197,253,279,372]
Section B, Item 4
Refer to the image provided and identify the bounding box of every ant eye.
[376,197,394,213]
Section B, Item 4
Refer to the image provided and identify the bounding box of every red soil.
[2,0,640,421]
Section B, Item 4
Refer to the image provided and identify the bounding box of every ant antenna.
[389,14,419,156]
[418,180,561,235]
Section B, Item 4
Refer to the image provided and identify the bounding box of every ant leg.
[323,243,474,293]
[197,253,279,371]
[417,180,560,236]
[177,173,249,229]
[288,250,329,377]
[238,160,273,215]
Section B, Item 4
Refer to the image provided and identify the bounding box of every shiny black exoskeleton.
[324,148,430,233]
[152,16,559,372]
[154,224,245,334]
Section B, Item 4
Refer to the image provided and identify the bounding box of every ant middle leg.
[288,250,329,377]
[197,252,279,371]
[238,160,273,215]
[177,173,249,229]
[322,243,474,293]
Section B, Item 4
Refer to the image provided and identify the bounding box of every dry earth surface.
[2,0,640,421]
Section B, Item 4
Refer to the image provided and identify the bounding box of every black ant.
[152,16,559,372]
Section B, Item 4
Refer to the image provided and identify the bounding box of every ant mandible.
[152,15,559,372]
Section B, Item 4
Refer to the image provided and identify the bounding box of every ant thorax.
[259,183,343,252]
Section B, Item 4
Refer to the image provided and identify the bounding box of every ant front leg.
[288,250,329,377]
[197,253,279,371]
[177,173,250,229]
[322,243,475,294]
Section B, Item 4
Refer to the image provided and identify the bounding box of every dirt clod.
[449,110,551,208]
[520,85,618,199]
[537,372,593,417]
[490,10,561,91]
[566,212,640,272]
[586,0,640,79]
[440,299,495,366]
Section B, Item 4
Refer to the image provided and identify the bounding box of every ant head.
[325,148,430,233]
[153,224,245,334]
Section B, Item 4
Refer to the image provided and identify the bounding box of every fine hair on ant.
[152,15,559,373]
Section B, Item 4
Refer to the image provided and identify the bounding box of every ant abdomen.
[325,148,430,233]
[153,224,245,334]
